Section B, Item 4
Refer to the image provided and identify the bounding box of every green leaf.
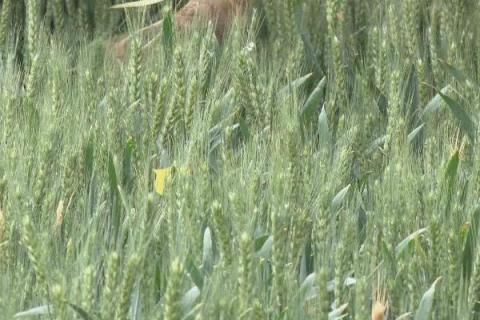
[445,150,460,182]
[415,277,442,320]
[396,228,427,257]
[107,154,118,193]
[111,0,165,9]
[300,76,326,128]
[162,6,174,54]
[318,106,331,147]
[278,73,313,98]
[422,85,450,119]
[132,284,140,320]
[299,272,317,301]
[396,312,413,319]
[408,124,425,144]
[438,59,476,87]
[462,207,480,283]
[438,91,476,142]
[364,135,386,156]
[382,239,397,274]
[66,302,96,320]
[186,256,204,289]
[329,303,348,320]
[256,235,273,259]
[202,227,213,275]
[254,234,270,252]
[181,304,202,320]
[14,305,53,317]
[181,286,201,313]
[300,32,324,78]
[331,184,351,211]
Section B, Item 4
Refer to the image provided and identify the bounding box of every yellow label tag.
[154,168,172,195]
[154,166,193,195]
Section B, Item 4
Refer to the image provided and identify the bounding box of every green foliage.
[0,0,479,319]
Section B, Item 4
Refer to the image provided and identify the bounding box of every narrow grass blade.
[256,235,273,259]
[132,284,141,320]
[445,150,460,182]
[396,228,427,257]
[66,302,96,320]
[438,59,476,87]
[181,286,201,313]
[186,255,204,289]
[438,92,476,142]
[329,303,348,320]
[422,85,450,119]
[331,184,351,211]
[415,277,441,320]
[111,0,164,9]
[202,227,213,275]
[254,234,270,252]
[301,76,326,128]
[408,124,425,144]
[318,105,331,147]
[299,272,317,301]
[396,312,413,319]
[364,135,386,156]
[14,305,53,317]
[278,73,313,98]
[462,207,480,283]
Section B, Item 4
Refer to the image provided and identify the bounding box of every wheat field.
[0,0,479,319]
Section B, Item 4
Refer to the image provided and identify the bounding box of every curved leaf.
[202,227,213,268]
[415,277,442,320]
[331,184,351,211]
[111,0,164,9]
[396,312,413,319]
[256,235,273,259]
[301,76,326,127]
[438,92,476,142]
[422,85,450,119]
[181,286,201,312]
[462,207,480,283]
[299,272,317,301]
[408,124,425,144]
[438,60,476,87]
[396,228,427,257]
[14,305,53,318]
[254,234,270,252]
[364,135,386,156]
[66,302,96,320]
[329,303,348,320]
[186,256,204,289]
[318,105,331,147]
[445,149,460,179]
[278,73,313,98]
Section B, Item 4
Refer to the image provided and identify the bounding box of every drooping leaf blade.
[422,85,450,119]
[438,92,476,142]
[331,184,351,211]
[415,277,442,320]
[186,256,204,289]
[396,228,428,257]
[278,73,313,98]
[318,105,331,147]
[256,235,273,259]
[462,207,480,283]
[300,76,326,128]
[408,124,425,144]
[14,305,53,318]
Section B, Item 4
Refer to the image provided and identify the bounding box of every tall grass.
[0,0,479,319]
